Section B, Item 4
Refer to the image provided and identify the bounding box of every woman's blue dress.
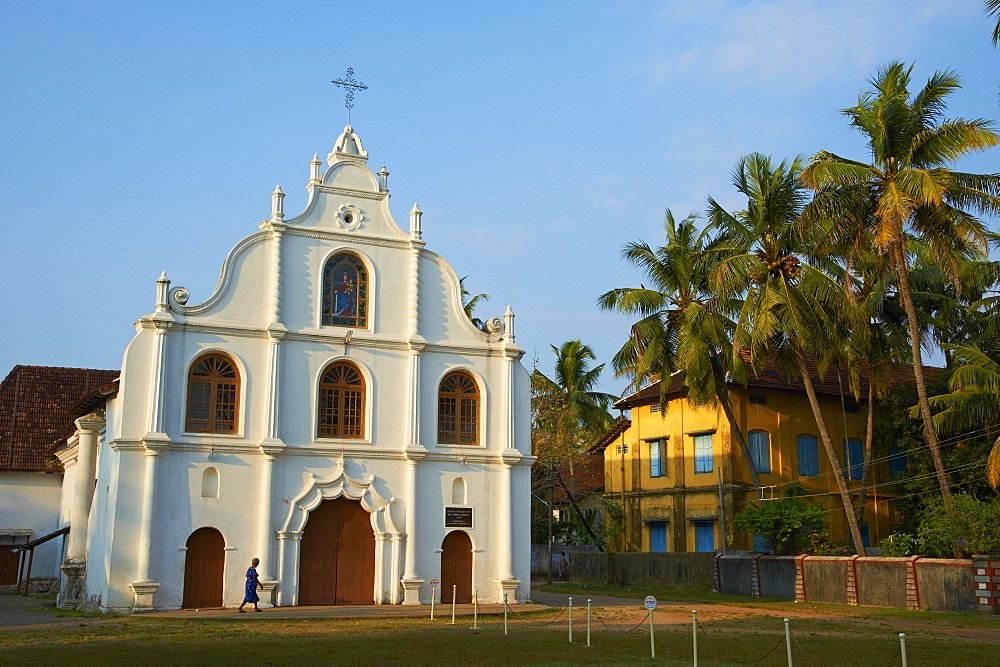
[243,566,260,603]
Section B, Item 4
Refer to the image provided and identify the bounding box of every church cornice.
[105,439,526,464]
[314,185,387,202]
[162,320,507,356]
[282,226,409,249]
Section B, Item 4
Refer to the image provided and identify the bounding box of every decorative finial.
[330,67,368,126]
[378,163,389,192]
[155,271,171,313]
[271,184,285,222]
[409,202,422,239]
[309,154,322,187]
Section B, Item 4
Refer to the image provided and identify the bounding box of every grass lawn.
[3,602,999,665]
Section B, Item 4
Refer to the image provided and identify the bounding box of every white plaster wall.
[0,471,65,579]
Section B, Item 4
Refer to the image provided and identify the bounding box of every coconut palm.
[711,152,869,554]
[459,276,489,329]
[927,342,1000,488]
[531,340,617,464]
[597,210,763,492]
[988,0,1000,45]
[802,62,1000,509]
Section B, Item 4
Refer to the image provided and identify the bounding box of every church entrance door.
[440,530,472,603]
[299,497,374,605]
[0,547,19,585]
[182,527,225,608]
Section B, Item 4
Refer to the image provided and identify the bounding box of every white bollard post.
[568,596,573,643]
[430,587,436,620]
[784,618,793,666]
[899,633,907,667]
[586,599,592,648]
[649,608,655,659]
[503,592,509,636]
[692,610,698,667]
[472,590,478,630]
[451,584,457,625]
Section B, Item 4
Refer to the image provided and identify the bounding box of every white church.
[51,121,533,612]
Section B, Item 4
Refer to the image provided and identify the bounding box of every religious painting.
[322,253,368,327]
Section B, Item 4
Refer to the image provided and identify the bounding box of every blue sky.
[1,1,997,395]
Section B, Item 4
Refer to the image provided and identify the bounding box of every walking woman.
[238,557,263,612]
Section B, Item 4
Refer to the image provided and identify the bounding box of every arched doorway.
[182,527,225,608]
[299,497,374,605]
[440,530,472,604]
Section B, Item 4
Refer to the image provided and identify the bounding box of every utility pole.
[717,467,727,554]
[547,461,555,584]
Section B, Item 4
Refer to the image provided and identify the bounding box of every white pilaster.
[401,447,425,604]
[65,414,104,563]
[134,444,161,583]
[256,445,280,602]
[145,320,171,439]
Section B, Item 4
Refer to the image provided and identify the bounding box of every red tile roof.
[0,366,119,472]
[613,353,940,409]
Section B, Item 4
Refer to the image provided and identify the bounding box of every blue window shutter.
[749,431,770,473]
[650,522,667,552]
[843,439,863,480]
[694,434,712,474]
[694,521,715,552]
[650,440,662,477]
[888,447,907,476]
[797,436,818,476]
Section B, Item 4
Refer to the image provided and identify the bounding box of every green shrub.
[878,532,916,557]
[733,484,825,555]
[917,494,1000,558]
[804,530,853,556]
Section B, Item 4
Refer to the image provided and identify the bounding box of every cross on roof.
[331,67,368,125]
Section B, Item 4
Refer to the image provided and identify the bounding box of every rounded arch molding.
[275,457,403,606]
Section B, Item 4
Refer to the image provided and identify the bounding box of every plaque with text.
[445,506,474,528]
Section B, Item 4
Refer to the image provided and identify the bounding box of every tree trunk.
[893,239,953,510]
[855,380,875,524]
[709,347,762,492]
[794,353,867,556]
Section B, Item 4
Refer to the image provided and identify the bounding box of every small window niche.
[201,467,220,499]
[451,477,466,505]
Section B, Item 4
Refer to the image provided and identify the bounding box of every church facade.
[57,125,533,612]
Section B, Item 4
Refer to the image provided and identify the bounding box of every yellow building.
[591,363,907,554]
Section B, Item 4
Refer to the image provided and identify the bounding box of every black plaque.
[445,506,473,528]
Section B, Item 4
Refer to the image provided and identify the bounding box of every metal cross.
[331,67,368,125]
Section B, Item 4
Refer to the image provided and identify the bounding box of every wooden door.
[0,547,20,585]
[299,497,374,605]
[182,527,225,608]
[440,530,472,604]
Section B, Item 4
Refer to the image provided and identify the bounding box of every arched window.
[186,354,239,433]
[201,467,220,498]
[438,372,479,445]
[317,362,365,438]
[322,253,368,328]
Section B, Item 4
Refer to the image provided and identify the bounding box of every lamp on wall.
[344,330,353,345]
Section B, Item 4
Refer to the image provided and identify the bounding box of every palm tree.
[531,340,617,464]
[712,152,869,554]
[459,276,489,329]
[926,342,1000,488]
[987,0,1000,45]
[597,210,763,492]
[802,62,1000,510]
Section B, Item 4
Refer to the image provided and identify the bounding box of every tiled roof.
[588,417,632,454]
[613,353,941,409]
[552,452,605,502]
[0,365,119,472]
